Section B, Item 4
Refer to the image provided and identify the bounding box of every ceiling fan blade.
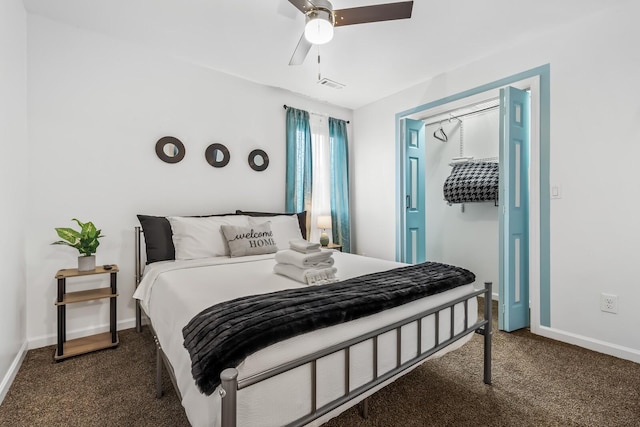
[289,32,313,65]
[288,0,317,14]
[334,1,413,27]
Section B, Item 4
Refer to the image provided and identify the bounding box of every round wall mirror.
[155,136,185,164]
[205,143,230,168]
[248,149,269,171]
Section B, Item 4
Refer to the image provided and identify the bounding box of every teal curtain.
[328,117,351,253]
[285,107,313,225]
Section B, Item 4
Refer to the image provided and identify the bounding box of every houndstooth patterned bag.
[443,162,499,204]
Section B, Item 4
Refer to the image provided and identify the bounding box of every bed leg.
[360,397,370,419]
[220,368,238,427]
[483,281,492,385]
[155,336,164,398]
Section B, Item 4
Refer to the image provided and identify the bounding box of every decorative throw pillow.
[168,215,250,259]
[248,215,304,250]
[137,215,175,264]
[221,222,278,257]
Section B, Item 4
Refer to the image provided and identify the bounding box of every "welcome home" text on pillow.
[221,223,278,257]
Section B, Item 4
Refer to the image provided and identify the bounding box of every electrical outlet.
[600,293,618,314]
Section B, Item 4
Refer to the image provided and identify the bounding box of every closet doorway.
[397,73,545,333]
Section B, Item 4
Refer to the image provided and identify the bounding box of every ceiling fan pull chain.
[317,46,322,81]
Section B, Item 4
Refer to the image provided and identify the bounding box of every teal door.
[404,119,426,264]
[499,86,530,331]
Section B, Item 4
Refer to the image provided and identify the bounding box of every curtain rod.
[283,105,350,124]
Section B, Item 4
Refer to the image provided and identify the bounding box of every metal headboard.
[134,226,143,332]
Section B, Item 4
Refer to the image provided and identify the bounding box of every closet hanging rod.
[423,104,499,128]
[283,105,350,124]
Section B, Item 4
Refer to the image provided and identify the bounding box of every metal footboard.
[220,282,493,427]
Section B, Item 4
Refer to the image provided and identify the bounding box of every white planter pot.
[78,255,96,272]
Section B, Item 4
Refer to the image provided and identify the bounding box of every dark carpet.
[1,301,639,426]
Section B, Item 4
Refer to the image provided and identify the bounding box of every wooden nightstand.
[324,243,343,252]
[54,264,119,361]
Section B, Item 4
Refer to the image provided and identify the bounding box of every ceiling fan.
[288,0,414,65]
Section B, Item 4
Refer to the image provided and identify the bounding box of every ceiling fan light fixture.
[304,9,334,45]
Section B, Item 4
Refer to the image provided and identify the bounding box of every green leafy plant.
[52,219,104,256]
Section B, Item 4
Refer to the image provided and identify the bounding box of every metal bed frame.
[134,226,493,427]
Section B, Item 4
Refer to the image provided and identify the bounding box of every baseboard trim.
[28,318,137,350]
[0,340,28,405]
[537,326,640,364]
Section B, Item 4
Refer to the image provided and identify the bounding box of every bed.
[133,213,492,427]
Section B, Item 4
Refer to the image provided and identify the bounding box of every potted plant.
[52,219,104,271]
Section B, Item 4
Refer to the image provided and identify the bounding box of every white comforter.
[133,252,477,427]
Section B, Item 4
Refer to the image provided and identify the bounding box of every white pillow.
[168,215,250,259]
[220,223,278,257]
[248,215,304,250]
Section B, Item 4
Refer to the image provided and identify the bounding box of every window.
[285,107,351,251]
[309,115,331,243]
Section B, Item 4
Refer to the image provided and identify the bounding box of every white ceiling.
[23,0,620,110]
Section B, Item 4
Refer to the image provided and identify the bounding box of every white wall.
[0,0,28,401]
[352,1,640,361]
[26,15,352,347]
[425,110,500,291]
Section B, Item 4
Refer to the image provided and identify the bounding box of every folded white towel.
[273,263,309,283]
[275,249,334,268]
[289,239,321,254]
[290,247,321,254]
[273,263,338,285]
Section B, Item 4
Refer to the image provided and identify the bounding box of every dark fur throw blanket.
[182,261,475,395]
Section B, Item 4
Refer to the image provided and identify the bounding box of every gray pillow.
[221,222,278,257]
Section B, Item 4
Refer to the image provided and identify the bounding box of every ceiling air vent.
[317,78,345,90]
